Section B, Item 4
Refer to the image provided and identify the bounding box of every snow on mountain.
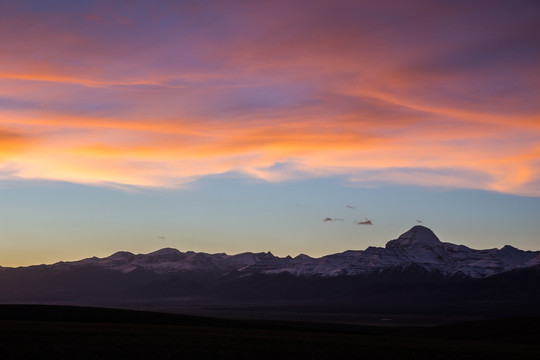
[47,225,540,278]
[359,226,539,277]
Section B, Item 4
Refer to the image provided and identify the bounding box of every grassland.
[0,305,538,359]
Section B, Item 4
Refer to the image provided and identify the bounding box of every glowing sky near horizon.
[0,0,539,266]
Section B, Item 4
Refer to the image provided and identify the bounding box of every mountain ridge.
[3,225,538,279]
[1,225,539,319]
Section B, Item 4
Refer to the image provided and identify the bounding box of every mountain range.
[16,225,540,278]
[1,225,539,318]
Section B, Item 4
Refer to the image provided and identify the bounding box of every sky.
[0,0,539,266]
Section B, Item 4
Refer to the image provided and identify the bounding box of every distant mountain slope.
[11,225,536,278]
[0,225,539,317]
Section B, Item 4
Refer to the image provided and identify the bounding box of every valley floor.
[0,305,539,359]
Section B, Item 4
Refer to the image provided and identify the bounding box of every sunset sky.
[1,0,539,266]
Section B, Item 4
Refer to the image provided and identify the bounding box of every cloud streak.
[1,1,539,195]
[356,219,373,226]
[323,218,344,223]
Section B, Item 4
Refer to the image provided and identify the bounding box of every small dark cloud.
[416,220,422,224]
[158,236,166,239]
[357,218,373,225]
[346,205,355,209]
[323,217,344,222]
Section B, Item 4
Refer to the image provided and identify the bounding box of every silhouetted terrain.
[1,226,539,321]
[1,263,539,321]
[0,305,539,359]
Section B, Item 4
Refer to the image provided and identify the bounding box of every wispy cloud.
[0,1,539,195]
[0,128,35,160]
[323,218,344,223]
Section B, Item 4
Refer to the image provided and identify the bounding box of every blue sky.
[1,176,539,266]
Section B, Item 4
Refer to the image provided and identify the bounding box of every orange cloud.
[0,1,539,196]
[0,129,34,160]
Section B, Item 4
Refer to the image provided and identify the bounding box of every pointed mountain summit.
[392,225,441,246]
[378,226,450,271]
[384,225,442,251]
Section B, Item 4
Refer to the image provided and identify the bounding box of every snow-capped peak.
[387,225,441,248]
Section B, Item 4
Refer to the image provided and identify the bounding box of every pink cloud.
[0,1,539,195]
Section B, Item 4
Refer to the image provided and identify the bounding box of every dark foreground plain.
[0,305,539,359]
